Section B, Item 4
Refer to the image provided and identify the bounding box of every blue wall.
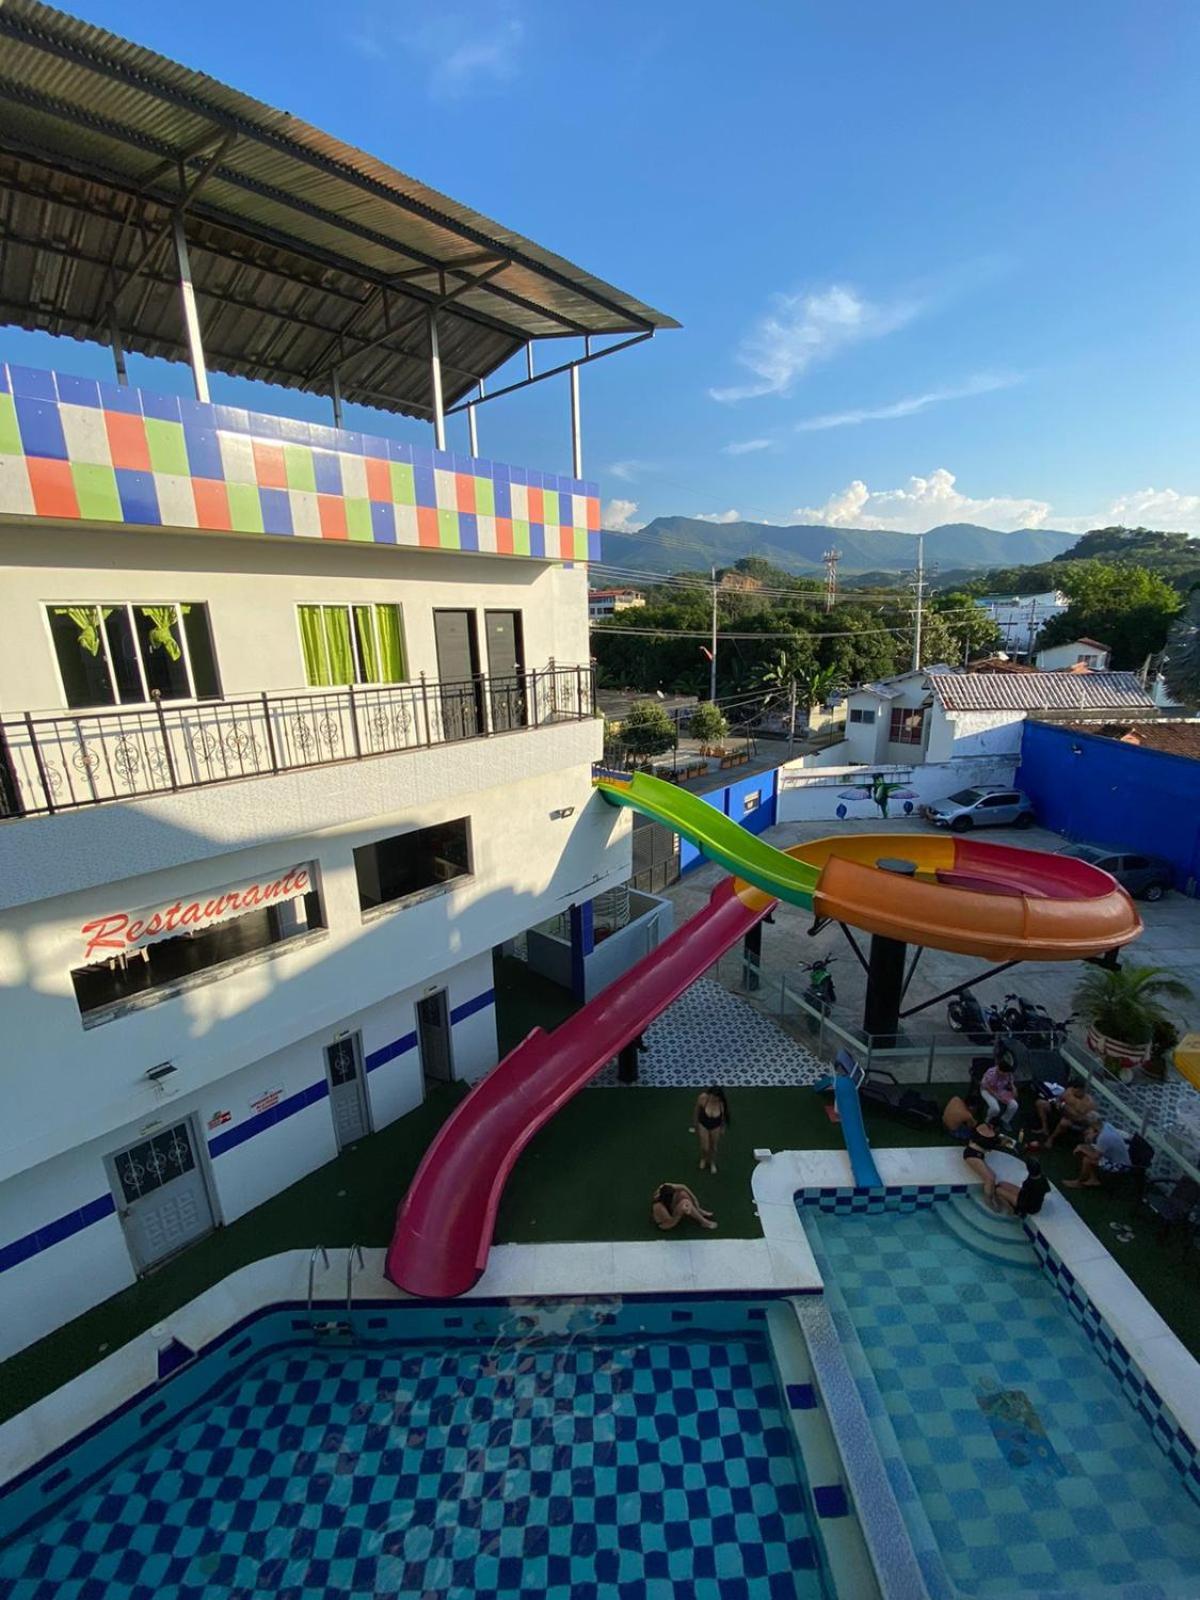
[680,767,780,873]
[1018,721,1200,893]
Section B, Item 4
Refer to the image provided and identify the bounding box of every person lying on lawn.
[651,1182,717,1231]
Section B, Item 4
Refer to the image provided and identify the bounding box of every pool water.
[802,1201,1200,1600]
[0,1302,829,1600]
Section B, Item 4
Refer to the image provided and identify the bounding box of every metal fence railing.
[0,662,595,818]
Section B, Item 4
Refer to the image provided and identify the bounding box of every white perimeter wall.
[0,949,496,1359]
[777,754,1020,823]
[925,708,1025,763]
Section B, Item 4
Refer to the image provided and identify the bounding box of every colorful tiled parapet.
[0,363,601,560]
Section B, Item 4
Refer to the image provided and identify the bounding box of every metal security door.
[108,1119,215,1273]
[485,610,525,731]
[325,1035,370,1149]
[417,990,455,1086]
[433,610,482,740]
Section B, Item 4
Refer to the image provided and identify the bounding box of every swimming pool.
[0,1298,832,1600]
[801,1194,1200,1600]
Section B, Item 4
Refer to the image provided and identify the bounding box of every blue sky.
[12,1,1200,534]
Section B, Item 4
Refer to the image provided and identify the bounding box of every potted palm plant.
[1073,963,1192,1081]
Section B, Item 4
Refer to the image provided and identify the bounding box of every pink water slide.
[385,876,774,1298]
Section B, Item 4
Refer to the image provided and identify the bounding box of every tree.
[1073,963,1191,1048]
[619,700,675,758]
[929,590,1003,663]
[1163,587,1200,708]
[687,701,728,743]
[1035,561,1183,669]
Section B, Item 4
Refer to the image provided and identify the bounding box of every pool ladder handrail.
[346,1244,364,1314]
[306,1246,330,1315]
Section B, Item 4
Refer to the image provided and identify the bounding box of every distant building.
[588,588,646,620]
[974,590,1069,656]
[1035,638,1111,672]
[840,666,1155,766]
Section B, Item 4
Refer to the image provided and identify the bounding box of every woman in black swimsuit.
[692,1086,731,1174]
[962,1118,1003,1206]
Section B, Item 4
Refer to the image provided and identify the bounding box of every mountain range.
[602,516,1078,576]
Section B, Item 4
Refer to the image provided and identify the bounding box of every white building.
[840,666,1155,766]
[1035,637,1112,671]
[588,587,645,620]
[975,590,1069,656]
[0,39,676,1358]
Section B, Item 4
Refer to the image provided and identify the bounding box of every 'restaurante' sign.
[79,865,313,963]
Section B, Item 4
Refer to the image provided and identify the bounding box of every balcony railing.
[0,663,595,818]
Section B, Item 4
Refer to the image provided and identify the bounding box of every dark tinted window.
[354,819,472,912]
[1123,856,1148,870]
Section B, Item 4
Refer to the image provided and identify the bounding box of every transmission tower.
[822,547,841,613]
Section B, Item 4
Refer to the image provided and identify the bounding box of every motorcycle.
[946,989,1003,1044]
[996,1008,1076,1070]
[797,956,837,1031]
[1000,992,1058,1050]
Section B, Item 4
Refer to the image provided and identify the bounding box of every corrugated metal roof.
[931,672,1155,713]
[0,1,677,417]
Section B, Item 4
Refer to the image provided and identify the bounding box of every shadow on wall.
[1018,721,1200,894]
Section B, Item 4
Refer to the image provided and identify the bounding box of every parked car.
[922,786,1036,831]
[1056,843,1173,901]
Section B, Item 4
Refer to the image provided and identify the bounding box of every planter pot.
[1086,1025,1151,1072]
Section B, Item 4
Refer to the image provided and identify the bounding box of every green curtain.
[324,607,355,685]
[298,605,327,685]
[375,605,406,682]
[139,605,183,661]
[353,606,380,683]
[55,605,113,657]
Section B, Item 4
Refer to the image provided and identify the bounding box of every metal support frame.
[569,361,582,478]
[428,306,446,450]
[444,330,652,415]
[837,921,870,975]
[898,958,1023,1021]
[467,379,483,457]
[330,369,343,429]
[107,306,128,385]
[900,942,925,1000]
[171,209,209,402]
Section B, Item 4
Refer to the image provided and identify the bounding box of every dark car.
[1057,843,1174,901]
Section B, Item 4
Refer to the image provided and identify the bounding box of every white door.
[325,1035,371,1149]
[108,1119,215,1274]
[417,991,455,1086]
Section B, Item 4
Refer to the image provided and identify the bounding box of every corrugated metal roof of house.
[931,672,1154,713]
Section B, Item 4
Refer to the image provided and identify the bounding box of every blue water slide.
[822,1046,883,1189]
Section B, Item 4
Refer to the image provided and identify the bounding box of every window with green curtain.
[353,606,380,682]
[375,605,407,682]
[324,607,355,685]
[298,605,328,686]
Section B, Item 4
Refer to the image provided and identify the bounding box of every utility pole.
[823,547,841,613]
[787,676,798,758]
[910,534,926,672]
[709,565,718,702]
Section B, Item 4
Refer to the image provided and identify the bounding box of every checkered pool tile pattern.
[804,1204,1200,1600]
[0,1337,827,1600]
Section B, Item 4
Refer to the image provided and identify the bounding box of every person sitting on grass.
[1035,1079,1098,1147]
[980,1057,1020,1129]
[994,1157,1051,1217]
[651,1182,717,1231]
[1064,1121,1132,1188]
[943,1093,987,1142]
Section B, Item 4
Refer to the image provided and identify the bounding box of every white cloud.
[794,372,1022,432]
[602,498,644,533]
[695,509,743,524]
[710,284,922,403]
[793,468,1051,533]
[722,438,772,456]
[351,9,523,99]
[607,460,640,482]
[1097,486,1200,534]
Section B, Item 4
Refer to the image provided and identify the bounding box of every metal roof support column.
[331,369,343,429]
[171,211,209,403]
[569,361,582,478]
[107,306,129,386]
[428,307,446,451]
[467,379,483,458]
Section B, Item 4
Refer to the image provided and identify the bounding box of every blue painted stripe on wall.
[0,989,499,1275]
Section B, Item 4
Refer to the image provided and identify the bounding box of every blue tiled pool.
[801,1197,1200,1600]
[0,1299,831,1600]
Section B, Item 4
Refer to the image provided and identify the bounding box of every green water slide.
[595,770,820,909]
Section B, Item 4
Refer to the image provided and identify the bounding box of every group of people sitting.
[943,1066,1135,1209]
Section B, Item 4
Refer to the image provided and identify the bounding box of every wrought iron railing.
[0,662,595,818]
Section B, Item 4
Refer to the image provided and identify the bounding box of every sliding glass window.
[298,604,407,688]
[47,603,220,710]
